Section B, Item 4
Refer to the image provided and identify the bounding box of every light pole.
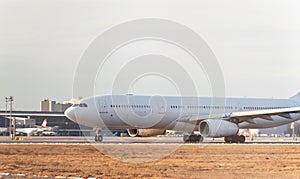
[5,97,8,134]
[291,122,295,140]
[6,96,14,140]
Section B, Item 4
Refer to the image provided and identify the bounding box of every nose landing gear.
[94,135,103,142]
[94,129,103,142]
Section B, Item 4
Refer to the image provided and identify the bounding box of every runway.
[0,136,300,144]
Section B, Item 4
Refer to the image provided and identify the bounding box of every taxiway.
[0,136,300,144]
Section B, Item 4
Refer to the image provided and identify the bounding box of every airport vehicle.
[65,92,300,143]
[16,119,48,136]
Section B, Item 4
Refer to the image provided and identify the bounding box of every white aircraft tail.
[290,91,300,101]
[40,119,47,129]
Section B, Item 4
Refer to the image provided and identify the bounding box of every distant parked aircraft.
[16,119,48,136]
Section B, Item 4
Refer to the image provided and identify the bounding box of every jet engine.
[199,119,239,137]
[127,129,166,137]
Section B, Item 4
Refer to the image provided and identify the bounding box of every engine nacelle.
[199,119,239,137]
[127,129,166,137]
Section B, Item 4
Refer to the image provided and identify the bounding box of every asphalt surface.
[0,136,300,144]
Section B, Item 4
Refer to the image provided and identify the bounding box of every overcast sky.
[1,0,300,110]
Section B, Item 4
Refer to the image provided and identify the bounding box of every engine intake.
[127,129,166,137]
[199,119,239,137]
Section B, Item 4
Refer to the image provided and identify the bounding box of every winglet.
[290,91,300,101]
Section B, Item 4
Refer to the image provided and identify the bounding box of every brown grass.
[0,144,300,178]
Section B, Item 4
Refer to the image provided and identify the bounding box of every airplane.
[40,131,58,136]
[64,92,300,143]
[15,119,48,136]
[0,127,8,136]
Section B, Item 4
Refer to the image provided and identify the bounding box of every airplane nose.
[64,107,77,122]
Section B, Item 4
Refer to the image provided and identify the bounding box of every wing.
[228,107,300,123]
[178,107,300,124]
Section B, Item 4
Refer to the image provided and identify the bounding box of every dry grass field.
[0,144,300,178]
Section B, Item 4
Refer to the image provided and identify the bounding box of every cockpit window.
[72,103,88,107]
[79,103,88,107]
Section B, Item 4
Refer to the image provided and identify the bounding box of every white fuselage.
[16,128,39,135]
[65,95,300,131]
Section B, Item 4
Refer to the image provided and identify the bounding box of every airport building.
[0,110,93,136]
[40,99,72,112]
[0,98,93,136]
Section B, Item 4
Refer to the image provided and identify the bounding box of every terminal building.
[40,99,73,112]
[0,98,93,136]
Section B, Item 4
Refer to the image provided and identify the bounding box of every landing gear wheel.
[224,137,230,143]
[94,135,103,142]
[94,128,103,142]
[199,135,204,143]
[183,135,190,143]
[183,134,203,143]
[238,135,245,143]
[224,135,246,143]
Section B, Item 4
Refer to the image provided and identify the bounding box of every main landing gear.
[183,134,204,143]
[94,129,103,142]
[224,135,245,143]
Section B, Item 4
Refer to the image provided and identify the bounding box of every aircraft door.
[150,96,166,115]
[158,102,166,114]
[237,102,243,111]
[98,100,108,113]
